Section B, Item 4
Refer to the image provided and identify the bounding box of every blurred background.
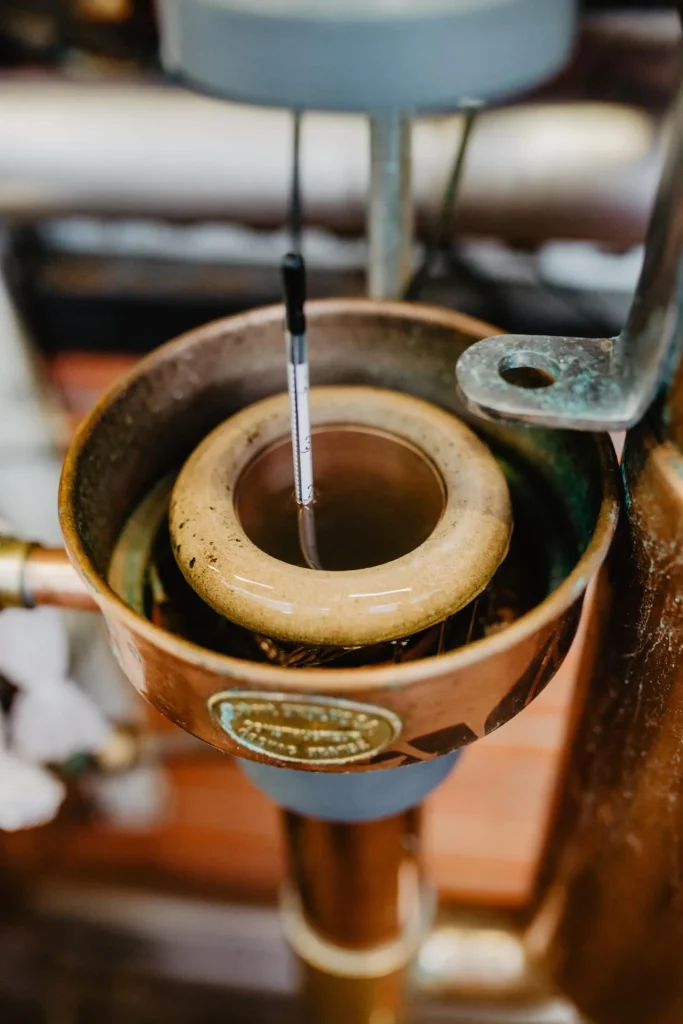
[0,2,679,1021]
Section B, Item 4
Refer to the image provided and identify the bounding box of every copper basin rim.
[58,299,620,769]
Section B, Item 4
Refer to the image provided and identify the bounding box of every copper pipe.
[282,809,422,1024]
[0,538,96,611]
[300,964,405,1024]
[23,545,97,611]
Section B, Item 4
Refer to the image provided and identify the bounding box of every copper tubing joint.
[0,536,95,611]
[280,871,432,980]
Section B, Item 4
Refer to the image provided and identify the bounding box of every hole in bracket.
[498,351,561,390]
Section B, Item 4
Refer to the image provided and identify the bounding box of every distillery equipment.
[1,3,683,1024]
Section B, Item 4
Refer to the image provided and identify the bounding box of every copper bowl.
[59,299,620,772]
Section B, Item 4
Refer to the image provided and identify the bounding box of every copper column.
[531,362,683,1024]
[282,809,425,1024]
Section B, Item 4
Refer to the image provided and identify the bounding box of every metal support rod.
[457,76,683,432]
[368,113,413,300]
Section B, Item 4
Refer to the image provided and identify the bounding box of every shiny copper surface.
[0,538,96,611]
[529,418,683,1024]
[58,300,619,771]
[284,810,420,949]
[301,964,405,1024]
[23,546,97,611]
[283,809,421,1024]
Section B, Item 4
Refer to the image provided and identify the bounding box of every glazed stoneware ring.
[169,386,512,648]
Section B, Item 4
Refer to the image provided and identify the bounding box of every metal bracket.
[456,78,683,432]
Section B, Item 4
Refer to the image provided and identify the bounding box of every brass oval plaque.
[208,691,402,766]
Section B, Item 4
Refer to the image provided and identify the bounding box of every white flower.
[0,606,113,763]
[11,677,111,763]
[0,606,69,688]
[0,710,65,831]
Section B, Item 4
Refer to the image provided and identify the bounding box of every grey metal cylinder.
[159,0,577,112]
[239,752,460,822]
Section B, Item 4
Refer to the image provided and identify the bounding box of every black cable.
[404,103,480,301]
[289,110,303,255]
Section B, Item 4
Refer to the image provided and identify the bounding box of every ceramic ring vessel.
[169,386,512,648]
